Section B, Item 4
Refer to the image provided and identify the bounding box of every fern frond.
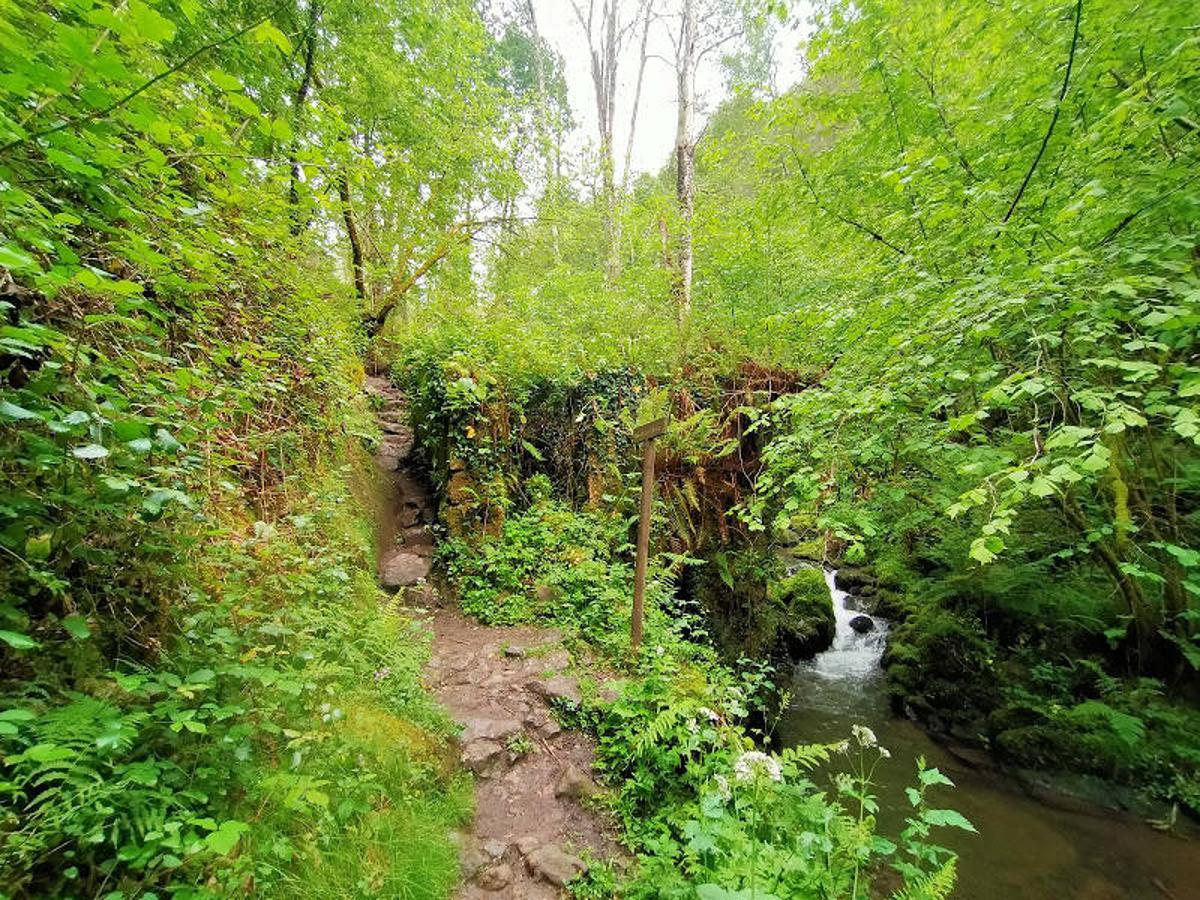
[891,857,957,900]
[779,742,832,771]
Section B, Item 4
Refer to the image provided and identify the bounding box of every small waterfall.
[780,570,1200,900]
[786,568,891,720]
[804,569,889,680]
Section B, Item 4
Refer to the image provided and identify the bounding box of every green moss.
[883,606,1001,735]
[768,568,837,657]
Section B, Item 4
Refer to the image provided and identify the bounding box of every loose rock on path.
[365,375,619,898]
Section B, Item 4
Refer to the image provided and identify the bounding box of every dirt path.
[365,375,619,898]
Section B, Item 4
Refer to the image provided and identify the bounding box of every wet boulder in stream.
[834,566,876,593]
[849,614,875,634]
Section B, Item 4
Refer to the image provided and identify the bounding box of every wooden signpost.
[630,416,667,653]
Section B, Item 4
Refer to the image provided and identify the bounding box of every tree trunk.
[1061,493,1154,671]
[622,2,652,195]
[337,172,367,307]
[288,0,321,234]
[599,3,619,282]
[572,0,624,284]
[524,0,564,262]
[366,228,469,336]
[614,0,652,268]
[673,0,697,321]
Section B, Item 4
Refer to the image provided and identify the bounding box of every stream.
[778,570,1200,900]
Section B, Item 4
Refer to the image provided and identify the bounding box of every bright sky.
[529,1,815,181]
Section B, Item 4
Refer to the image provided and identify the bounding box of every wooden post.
[631,417,667,654]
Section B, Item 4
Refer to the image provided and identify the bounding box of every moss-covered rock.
[688,550,834,662]
[882,606,1001,737]
[833,567,875,593]
[767,568,836,658]
[832,566,911,620]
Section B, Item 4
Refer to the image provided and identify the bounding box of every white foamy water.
[802,568,889,681]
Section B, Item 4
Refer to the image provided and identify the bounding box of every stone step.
[400,526,434,553]
[380,550,431,591]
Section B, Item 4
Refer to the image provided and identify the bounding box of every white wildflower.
[851,724,877,748]
[687,718,700,735]
[732,750,783,784]
[878,747,891,759]
[697,706,720,723]
[714,773,732,801]
[833,740,851,755]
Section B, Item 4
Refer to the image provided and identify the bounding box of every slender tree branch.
[791,151,909,257]
[1094,171,1200,247]
[1001,0,1083,224]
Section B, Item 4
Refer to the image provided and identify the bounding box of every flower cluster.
[841,724,890,758]
[732,750,783,784]
[851,724,877,748]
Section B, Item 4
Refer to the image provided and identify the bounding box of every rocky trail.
[365,375,619,898]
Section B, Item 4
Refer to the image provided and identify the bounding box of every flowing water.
[778,570,1200,900]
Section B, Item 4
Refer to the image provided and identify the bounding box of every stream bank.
[367,376,619,897]
[779,570,1200,900]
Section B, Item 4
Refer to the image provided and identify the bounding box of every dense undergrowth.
[435,486,968,898]
[387,0,1200,821]
[0,231,471,896]
[0,1,494,894]
[3,0,1199,894]
[5,440,469,898]
[393,345,973,897]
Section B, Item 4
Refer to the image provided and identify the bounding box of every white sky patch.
[529,0,815,180]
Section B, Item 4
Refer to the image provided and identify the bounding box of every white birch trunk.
[674,0,697,320]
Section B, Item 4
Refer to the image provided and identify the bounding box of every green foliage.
[1,441,469,897]
[0,0,507,893]
[393,326,646,506]
[438,489,670,657]
[715,0,1200,672]
[433,475,966,897]
[6,0,1199,890]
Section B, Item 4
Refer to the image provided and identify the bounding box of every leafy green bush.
[438,491,670,657]
[1,445,468,897]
